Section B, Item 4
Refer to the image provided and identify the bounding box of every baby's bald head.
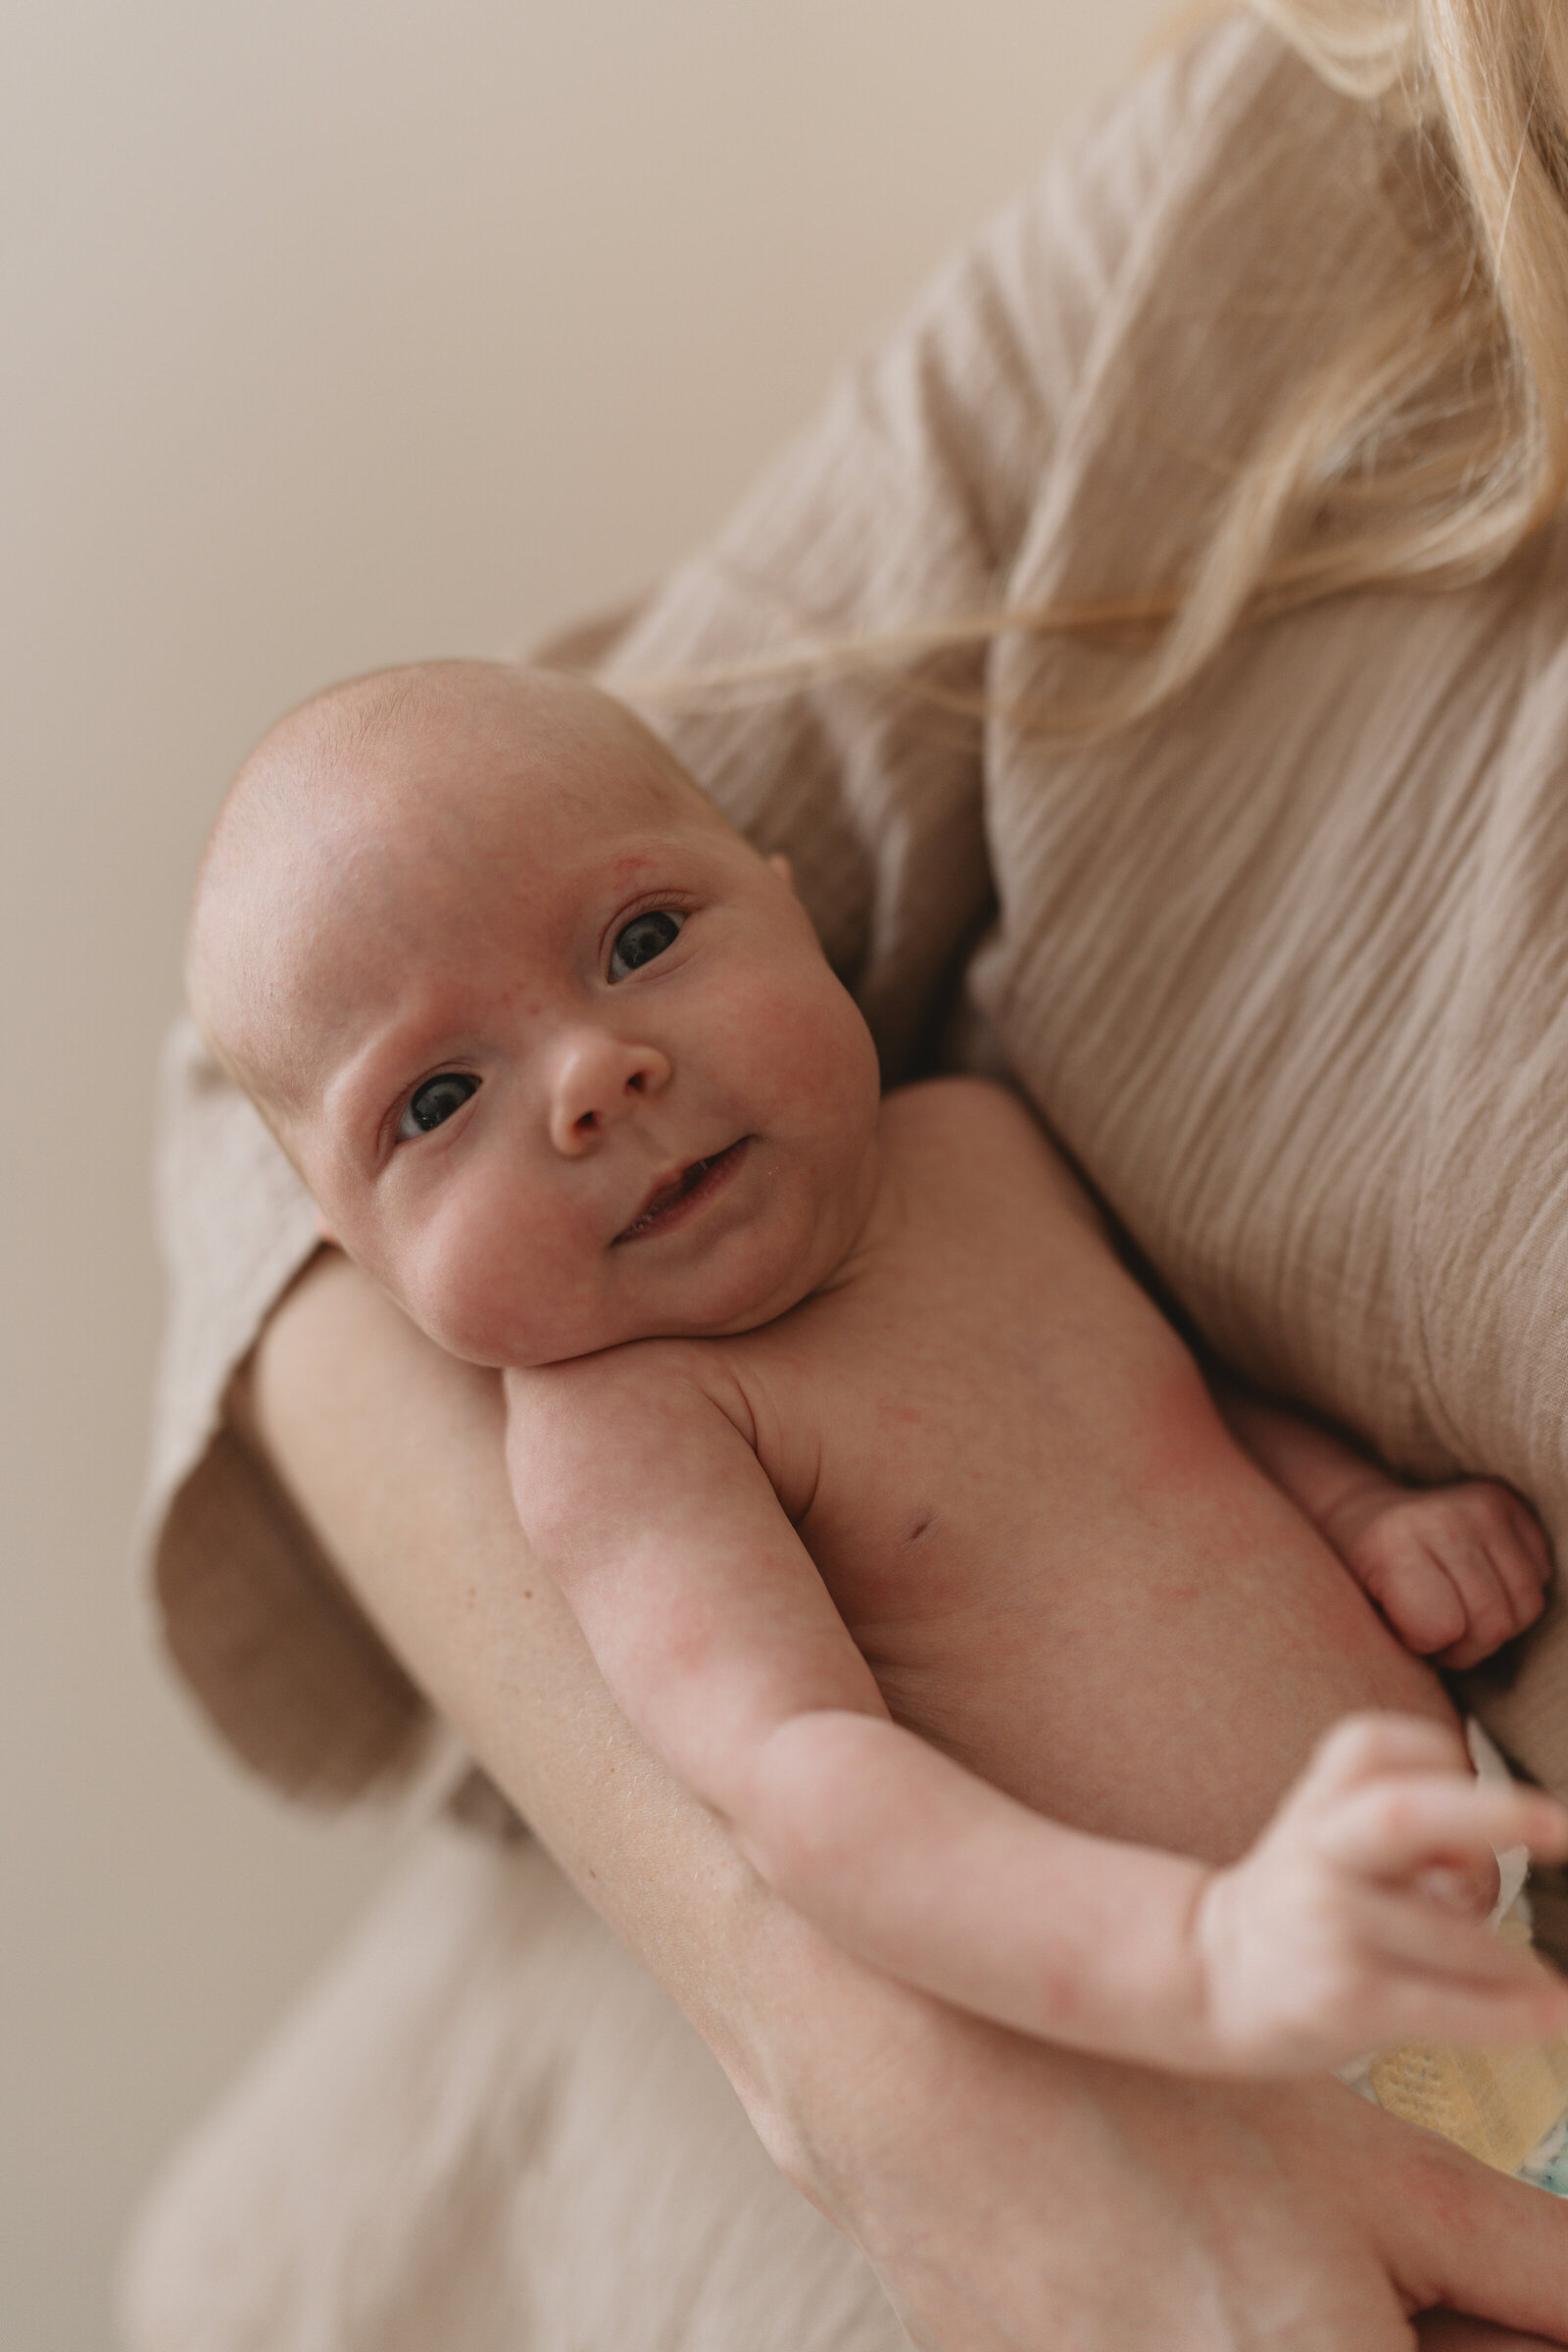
[183,655,875,1372]
[188,659,713,1123]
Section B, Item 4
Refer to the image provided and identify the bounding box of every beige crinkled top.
[147,14,1568,1805]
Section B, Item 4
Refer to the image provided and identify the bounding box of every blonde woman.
[137,5,1568,2346]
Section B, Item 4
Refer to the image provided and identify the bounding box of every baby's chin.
[416,1265,824,1371]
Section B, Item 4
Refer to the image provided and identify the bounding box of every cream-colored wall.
[3,4,1166,2341]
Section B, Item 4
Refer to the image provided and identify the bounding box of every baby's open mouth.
[614,1139,750,1243]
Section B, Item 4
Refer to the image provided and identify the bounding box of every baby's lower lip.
[614,1139,750,1243]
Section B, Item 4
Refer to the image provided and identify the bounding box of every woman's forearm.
[244,1247,803,2118]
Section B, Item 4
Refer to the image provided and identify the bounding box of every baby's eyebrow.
[322,1015,461,1159]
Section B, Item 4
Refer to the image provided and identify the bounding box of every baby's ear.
[766,851,795,891]
[314,1207,339,1247]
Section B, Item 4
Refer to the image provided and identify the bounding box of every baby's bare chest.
[732,1092,1246,1716]
[770,1275,1216,1637]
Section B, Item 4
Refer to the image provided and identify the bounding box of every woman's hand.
[247,1251,1568,2351]
[754,1935,1568,2352]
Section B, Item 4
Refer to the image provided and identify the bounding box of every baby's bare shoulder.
[508,1333,761,1458]
[881,1074,1065,1158]
[879,1076,1102,1230]
[505,1337,770,1544]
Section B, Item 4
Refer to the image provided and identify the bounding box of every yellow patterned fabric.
[1369,1916,1568,2174]
[1370,2034,1568,2175]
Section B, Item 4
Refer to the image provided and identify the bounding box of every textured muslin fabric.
[118,1824,905,2352]
[136,13,1568,2342]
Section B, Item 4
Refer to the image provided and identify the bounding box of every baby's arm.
[1218,1388,1551,1668]
[508,1353,1568,2076]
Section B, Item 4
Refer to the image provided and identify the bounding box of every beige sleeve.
[146,1019,431,1798]
[144,29,1247,1801]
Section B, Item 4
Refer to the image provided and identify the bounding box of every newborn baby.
[191,659,1568,2077]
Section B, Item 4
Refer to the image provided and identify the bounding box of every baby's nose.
[548,1032,671,1154]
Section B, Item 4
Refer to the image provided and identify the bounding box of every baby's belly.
[828,1406,1452,1868]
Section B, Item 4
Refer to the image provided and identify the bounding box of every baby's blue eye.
[609,908,683,981]
[397,1073,478,1140]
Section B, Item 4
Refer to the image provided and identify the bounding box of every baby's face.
[204,671,881,1367]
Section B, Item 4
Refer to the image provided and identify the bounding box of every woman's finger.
[1374,2107,1568,2342]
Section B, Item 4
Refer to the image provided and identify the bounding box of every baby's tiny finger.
[1431,1489,1552,1665]
[1374,1551,1468,1655]
[1298,1713,1468,1800]
[1360,1968,1568,2052]
[1490,1498,1554,1624]
[1416,1857,1500,1920]
[1344,1882,1549,1981]
[1318,1776,1568,1880]
[1503,1491,1554,1582]
[1428,1537,1528,1668]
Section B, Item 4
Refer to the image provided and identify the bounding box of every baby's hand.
[1194,1714,1568,2074]
[1329,1479,1551,1669]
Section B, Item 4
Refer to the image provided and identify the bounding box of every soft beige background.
[3,3,1165,2341]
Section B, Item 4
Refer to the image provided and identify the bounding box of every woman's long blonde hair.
[1151,0,1568,710]
[640,3,1568,734]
